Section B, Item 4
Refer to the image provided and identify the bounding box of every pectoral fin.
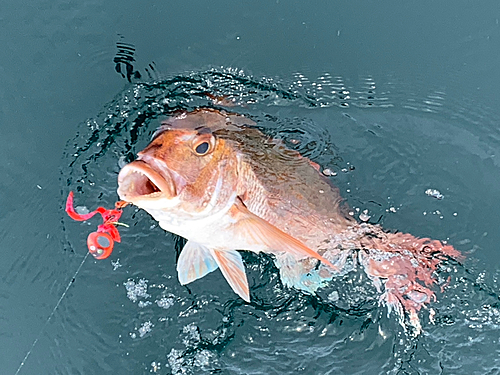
[212,249,250,302]
[230,199,338,271]
[177,240,219,285]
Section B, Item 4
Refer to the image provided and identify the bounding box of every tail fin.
[355,225,463,333]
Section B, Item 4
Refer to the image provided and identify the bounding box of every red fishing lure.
[65,191,128,259]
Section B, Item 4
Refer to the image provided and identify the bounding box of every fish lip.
[117,158,180,202]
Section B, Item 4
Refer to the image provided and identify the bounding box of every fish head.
[117,109,253,222]
[117,109,344,303]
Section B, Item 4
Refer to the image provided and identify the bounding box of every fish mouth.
[117,157,183,203]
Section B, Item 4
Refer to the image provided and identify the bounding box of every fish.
[117,108,461,331]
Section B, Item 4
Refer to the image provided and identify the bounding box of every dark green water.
[2,1,500,374]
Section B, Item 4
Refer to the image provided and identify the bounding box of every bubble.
[124,278,150,303]
[425,188,444,200]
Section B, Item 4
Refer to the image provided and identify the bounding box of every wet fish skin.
[117,108,461,332]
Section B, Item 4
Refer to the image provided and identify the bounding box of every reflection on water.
[57,69,500,374]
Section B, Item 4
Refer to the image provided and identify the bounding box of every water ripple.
[58,67,500,374]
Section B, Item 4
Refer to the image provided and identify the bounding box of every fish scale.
[117,108,462,333]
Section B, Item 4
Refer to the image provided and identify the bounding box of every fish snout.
[117,159,177,202]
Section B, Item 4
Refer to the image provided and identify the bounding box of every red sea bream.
[117,108,461,332]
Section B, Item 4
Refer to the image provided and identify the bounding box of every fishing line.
[14,251,90,375]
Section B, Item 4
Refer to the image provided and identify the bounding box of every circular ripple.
[60,67,500,374]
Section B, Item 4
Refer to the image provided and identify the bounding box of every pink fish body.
[117,108,461,330]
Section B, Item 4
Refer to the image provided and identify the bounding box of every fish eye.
[192,131,215,156]
[195,142,209,155]
[194,141,210,155]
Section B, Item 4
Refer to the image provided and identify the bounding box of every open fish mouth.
[117,157,180,201]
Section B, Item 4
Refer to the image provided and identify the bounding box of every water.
[2,1,500,374]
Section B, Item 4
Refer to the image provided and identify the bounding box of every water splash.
[61,67,500,374]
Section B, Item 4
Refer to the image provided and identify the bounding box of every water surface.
[1,1,500,374]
